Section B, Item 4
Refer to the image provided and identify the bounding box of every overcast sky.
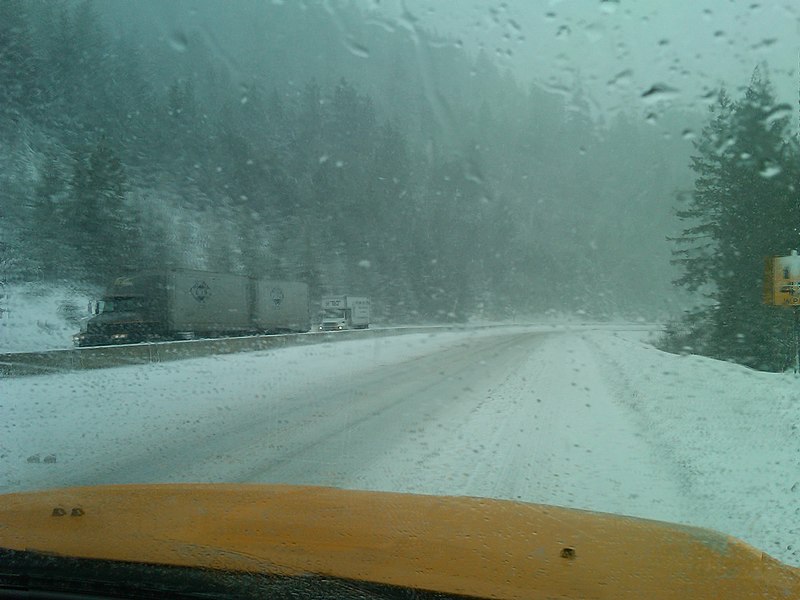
[103,0,800,118]
[363,0,800,112]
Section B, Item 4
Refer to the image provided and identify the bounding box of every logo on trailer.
[271,287,284,307]
[191,281,211,303]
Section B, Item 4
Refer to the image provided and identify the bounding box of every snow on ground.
[0,283,95,352]
[0,328,519,491]
[2,324,800,566]
[584,330,800,566]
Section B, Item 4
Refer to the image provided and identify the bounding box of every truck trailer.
[319,296,370,331]
[73,270,310,346]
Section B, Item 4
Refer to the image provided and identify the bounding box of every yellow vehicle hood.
[0,483,798,599]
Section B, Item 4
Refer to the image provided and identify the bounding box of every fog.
[2,0,797,340]
[370,0,800,110]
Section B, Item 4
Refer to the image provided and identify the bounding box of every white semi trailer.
[73,270,310,346]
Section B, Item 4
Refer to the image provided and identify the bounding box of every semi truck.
[73,270,310,347]
[319,296,370,331]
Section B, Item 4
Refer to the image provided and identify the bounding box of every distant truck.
[319,296,370,331]
[73,270,310,347]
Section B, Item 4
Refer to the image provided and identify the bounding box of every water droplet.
[641,83,679,104]
[760,163,782,179]
[764,104,792,125]
[345,37,370,58]
[752,37,777,50]
[607,69,633,88]
[600,0,619,14]
[465,164,484,185]
[358,260,371,269]
[556,25,571,39]
[168,31,189,53]
[682,129,696,140]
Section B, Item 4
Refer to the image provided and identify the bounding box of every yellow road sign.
[765,252,800,306]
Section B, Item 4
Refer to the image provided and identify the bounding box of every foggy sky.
[365,0,800,112]
[101,0,800,120]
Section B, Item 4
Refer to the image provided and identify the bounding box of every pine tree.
[32,155,72,278]
[0,0,38,120]
[67,138,142,284]
[669,70,796,370]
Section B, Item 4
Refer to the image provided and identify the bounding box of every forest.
[7,0,794,372]
[0,0,697,326]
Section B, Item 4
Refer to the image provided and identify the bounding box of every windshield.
[2,0,800,594]
[100,297,144,314]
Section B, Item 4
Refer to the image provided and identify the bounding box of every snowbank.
[0,283,96,352]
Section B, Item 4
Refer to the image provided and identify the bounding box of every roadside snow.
[0,283,94,352]
[583,330,800,566]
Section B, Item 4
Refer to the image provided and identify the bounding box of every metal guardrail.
[0,326,470,378]
[0,322,661,379]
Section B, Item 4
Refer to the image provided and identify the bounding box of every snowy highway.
[3,325,800,566]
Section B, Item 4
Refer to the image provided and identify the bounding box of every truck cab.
[319,296,370,331]
[319,317,349,331]
[73,295,154,346]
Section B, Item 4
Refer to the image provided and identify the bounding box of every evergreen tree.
[67,138,142,283]
[669,71,795,370]
[0,0,38,120]
[31,154,72,278]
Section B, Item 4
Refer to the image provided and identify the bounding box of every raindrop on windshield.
[641,84,680,104]
[764,104,793,125]
[600,0,620,15]
[168,31,189,53]
[345,37,370,58]
[759,163,782,179]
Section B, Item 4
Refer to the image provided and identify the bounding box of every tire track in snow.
[353,330,697,525]
[60,332,537,487]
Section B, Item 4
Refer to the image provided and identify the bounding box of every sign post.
[764,251,800,373]
[795,306,800,374]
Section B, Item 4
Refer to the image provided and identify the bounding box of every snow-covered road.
[3,325,800,565]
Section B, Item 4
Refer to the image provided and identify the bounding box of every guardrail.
[0,326,467,378]
[0,322,663,379]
